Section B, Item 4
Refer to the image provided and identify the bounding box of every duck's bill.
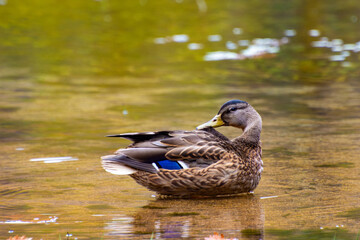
[196,114,225,130]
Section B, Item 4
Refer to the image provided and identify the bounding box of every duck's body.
[102,100,263,197]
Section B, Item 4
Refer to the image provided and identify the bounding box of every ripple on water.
[0,188,28,197]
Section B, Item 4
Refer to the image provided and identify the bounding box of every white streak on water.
[0,216,58,224]
[30,156,78,163]
[260,195,278,199]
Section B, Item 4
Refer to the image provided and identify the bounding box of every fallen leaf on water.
[7,236,32,240]
[204,232,238,240]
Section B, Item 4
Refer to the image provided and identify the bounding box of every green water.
[1,0,360,239]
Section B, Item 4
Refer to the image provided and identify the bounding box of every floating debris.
[172,34,189,43]
[238,40,250,46]
[122,110,128,115]
[284,29,296,37]
[205,37,284,61]
[154,28,360,66]
[0,0,7,6]
[280,37,289,44]
[30,156,78,163]
[332,45,343,52]
[204,51,240,61]
[329,55,346,61]
[154,37,168,44]
[309,29,321,37]
[188,43,203,50]
[154,34,189,44]
[312,40,331,48]
[226,41,237,50]
[343,43,356,51]
[354,42,360,52]
[232,28,243,35]
[252,38,279,46]
[208,34,222,42]
[332,39,343,45]
[242,45,278,58]
[341,51,350,57]
[310,37,360,64]
[242,38,281,57]
[15,147,24,151]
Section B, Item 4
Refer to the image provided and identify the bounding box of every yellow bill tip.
[196,114,225,130]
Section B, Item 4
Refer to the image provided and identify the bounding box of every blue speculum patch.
[156,160,183,170]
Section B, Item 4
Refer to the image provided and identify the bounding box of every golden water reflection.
[107,195,264,239]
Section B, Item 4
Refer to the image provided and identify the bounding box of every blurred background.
[0,0,359,239]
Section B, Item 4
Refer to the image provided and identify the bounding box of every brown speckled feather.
[130,136,262,197]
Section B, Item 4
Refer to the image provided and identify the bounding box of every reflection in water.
[104,216,133,237]
[111,195,265,239]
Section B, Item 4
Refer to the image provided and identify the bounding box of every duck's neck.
[236,119,262,145]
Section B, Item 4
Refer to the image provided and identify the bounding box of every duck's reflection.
[129,194,264,239]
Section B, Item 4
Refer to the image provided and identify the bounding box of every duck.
[101,100,263,197]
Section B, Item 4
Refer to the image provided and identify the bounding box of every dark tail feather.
[106,131,171,143]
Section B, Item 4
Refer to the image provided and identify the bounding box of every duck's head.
[196,100,261,131]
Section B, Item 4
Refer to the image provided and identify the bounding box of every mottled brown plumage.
[102,100,263,197]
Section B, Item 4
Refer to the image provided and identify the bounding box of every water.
[1,0,360,239]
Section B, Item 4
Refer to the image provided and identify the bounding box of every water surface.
[0,0,360,239]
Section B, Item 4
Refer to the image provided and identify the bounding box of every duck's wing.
[162,130,231,164]
[102,129,232,173]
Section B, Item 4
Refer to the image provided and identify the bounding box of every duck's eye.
[229,107,237,112]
